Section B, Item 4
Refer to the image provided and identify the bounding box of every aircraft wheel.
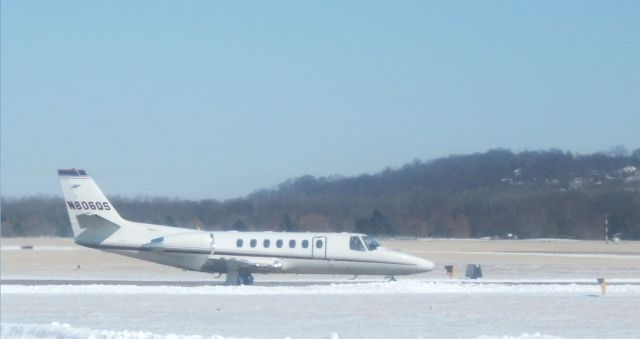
[238,272,254,285]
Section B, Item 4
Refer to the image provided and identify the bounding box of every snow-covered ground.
[2,280,640,339]
[4,280,640,295]
[0,322,566,339]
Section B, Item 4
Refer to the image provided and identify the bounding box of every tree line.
[2,148,640,239]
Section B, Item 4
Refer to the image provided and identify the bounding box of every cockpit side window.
[349,236,365,251]
[362,235,380,251]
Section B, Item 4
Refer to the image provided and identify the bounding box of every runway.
[3,278,640,286]
[4,237,640,282]
[0,279,354,287]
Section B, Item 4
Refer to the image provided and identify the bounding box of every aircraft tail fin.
[58,169,125,241]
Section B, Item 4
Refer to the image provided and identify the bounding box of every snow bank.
[0,322,235,339]
[0,323,343,339]
[0,323,565,339]
[3,280,640,295]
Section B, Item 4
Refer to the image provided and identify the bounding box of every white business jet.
[59,169,434,285]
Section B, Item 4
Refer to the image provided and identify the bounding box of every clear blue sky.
[2,1,639,200]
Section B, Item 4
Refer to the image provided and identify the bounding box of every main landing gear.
[225,271,254,285]
[238,272,254,285]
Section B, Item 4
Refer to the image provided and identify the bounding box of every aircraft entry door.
[311,236,327,259]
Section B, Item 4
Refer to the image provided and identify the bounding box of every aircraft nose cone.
[415,258,434,273]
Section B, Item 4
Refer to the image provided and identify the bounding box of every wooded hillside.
[3,149,640,239]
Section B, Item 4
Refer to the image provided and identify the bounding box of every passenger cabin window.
[263,239,270,248]
[349,236,365,251]
[362,235,380,251]
[316,239,323,249]
[276,239,283,248]
[250,239,257,248]
[236,239,243,248]
[289,239,296,248]
[302,240,309,248]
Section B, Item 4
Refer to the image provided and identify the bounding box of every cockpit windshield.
[362,235,380,251]
[349,235,381,251]
[349,236,365,251]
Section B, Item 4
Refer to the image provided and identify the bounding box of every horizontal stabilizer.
[74,214,121,245]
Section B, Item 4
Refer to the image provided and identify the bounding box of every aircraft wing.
[204,254,284,273]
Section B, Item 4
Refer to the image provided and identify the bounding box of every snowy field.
[2,238,640,338]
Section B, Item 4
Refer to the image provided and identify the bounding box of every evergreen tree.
[279,214,299,232]
[355,217,373,234]
[230,219,250,231]
[355,210,395,236]
[370,209,394,236]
